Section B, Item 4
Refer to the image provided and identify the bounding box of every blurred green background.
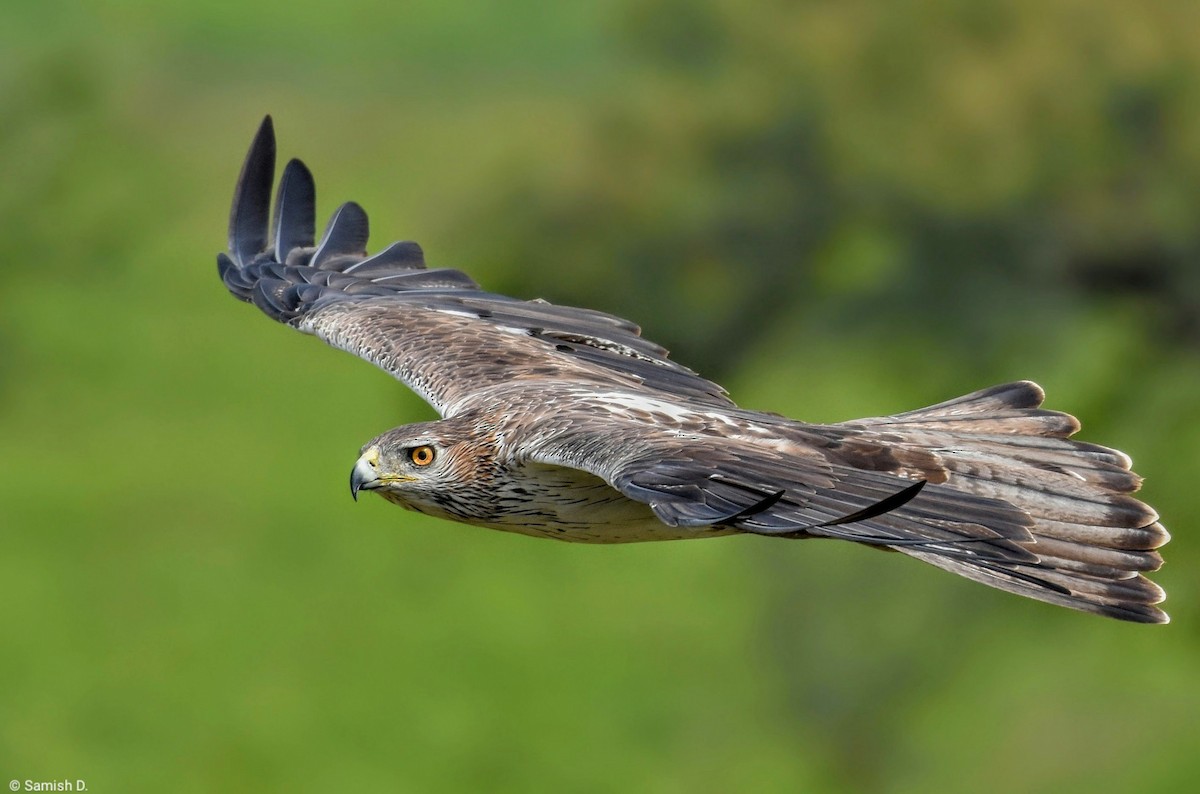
[2,1,1198,791]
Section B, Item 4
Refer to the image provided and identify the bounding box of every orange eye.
[410,445,436,466]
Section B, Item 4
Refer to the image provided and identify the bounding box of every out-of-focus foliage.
[479,0,1200,373]
[1,1,1197,792]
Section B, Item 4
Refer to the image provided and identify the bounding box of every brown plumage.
[219,117,1170,623]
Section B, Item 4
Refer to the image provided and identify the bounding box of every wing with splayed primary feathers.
[217,117,731,417]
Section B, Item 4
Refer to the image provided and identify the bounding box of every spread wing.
[527,382,1167,623]
[218,117,731,416]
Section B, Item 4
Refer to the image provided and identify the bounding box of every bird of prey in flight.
[218,117,1169,623]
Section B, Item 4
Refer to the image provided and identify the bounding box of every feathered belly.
[478,462,737,544]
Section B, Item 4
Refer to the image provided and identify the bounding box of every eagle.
[218,117,1169,623]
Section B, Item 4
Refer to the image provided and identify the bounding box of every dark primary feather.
[272,159,315,262]
[310,201,370,269]
[228,115,275,267]
[219,118,1170,624]
[344,240,427,274]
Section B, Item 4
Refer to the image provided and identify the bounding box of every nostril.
[362,445,382,469]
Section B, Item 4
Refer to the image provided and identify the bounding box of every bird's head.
[349,418,500,521]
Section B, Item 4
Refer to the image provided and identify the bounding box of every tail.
[829,381,1169,623]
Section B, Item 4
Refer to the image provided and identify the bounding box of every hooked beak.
[350,448,382,501]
